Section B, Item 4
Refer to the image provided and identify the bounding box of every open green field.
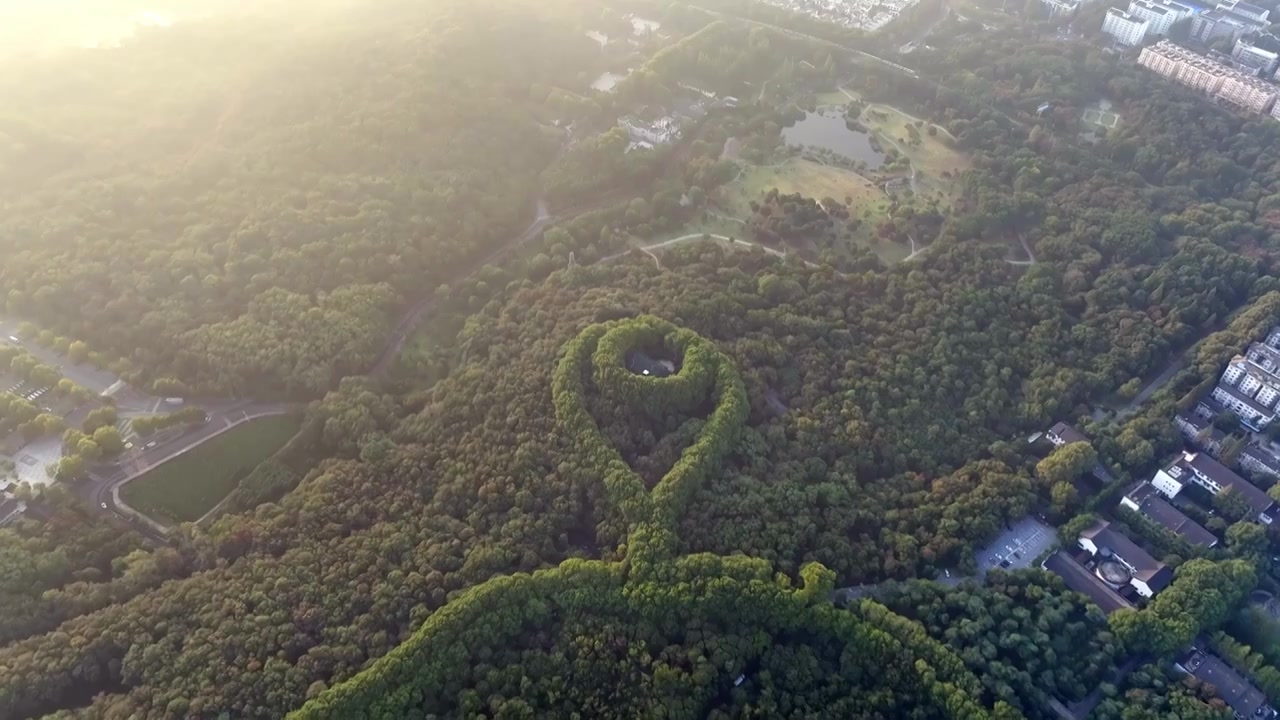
[721,158,887,217]
[861,103,970,183]
[121,414,301,524]
[707,158,909,264]
[814,87,860,107]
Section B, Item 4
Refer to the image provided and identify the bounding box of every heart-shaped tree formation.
[291,318,1018,720]
[552,316,748,567]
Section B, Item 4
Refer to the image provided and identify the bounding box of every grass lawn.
[709,158,910,264]
[722,158,885,216]
[121,414,301,524]
[814,87,860,107]
[861,104,970,188]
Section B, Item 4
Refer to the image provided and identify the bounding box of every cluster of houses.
[752,0,920,32]
[1041,423,1277,720]
[618,89,738,152]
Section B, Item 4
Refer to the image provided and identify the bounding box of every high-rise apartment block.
[1138,40,1279,114]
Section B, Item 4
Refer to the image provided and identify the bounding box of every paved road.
[1116,353,1187,419]
[370,199,552,377]
[77,402,293,539]
[0,319,135,400]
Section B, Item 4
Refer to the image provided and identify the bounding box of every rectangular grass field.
[121,414,301,524]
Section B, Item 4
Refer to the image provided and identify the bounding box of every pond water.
[782,111,885,167]
[590,71,628,93]
[631,17,661,35]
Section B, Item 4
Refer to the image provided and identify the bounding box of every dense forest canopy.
[0,0,594,397]
[6,0,1280,717]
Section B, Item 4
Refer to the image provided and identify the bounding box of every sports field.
[1082,108,1120,128]
[121,414,301,524]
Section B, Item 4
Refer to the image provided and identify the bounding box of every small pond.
[782,111,885,167]
[590,71,627,93]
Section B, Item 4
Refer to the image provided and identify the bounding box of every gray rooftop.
[1042,550,1134,614]
[1048,422,1088,445]
[1125,482,1219,547]
[1080,519,1173,590]
[1184,451,1275,515]
[1179,649,1269,718]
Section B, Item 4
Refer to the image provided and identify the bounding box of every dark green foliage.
[1091,664,1232,720]
[877,571,1123,718]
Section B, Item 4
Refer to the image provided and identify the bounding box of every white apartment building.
[1217,72,1279,112]
[1139,43,1184,78]
[1151,451,1277,524]
[1040,0,1080,16]
[1104,8,1151,46]
[1211,332,1280,428]
[1234,38,1280,74]
[1129,0,1195,37]
[1221,0,1269,23]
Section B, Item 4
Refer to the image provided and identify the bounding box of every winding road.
[371,199,552,377]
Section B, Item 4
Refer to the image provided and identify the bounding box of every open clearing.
[1082,108,1120,128]
[814,86,860,107]
[721,158,887,218]
[861,103,970,183]
[121,415,301,524]
[707,158,909,264]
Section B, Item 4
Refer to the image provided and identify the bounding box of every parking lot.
[976,516,1057,578]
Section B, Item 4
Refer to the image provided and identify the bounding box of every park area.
[1082,107,1120,129]
[710,157,909,263]
[121,414,301,524]
[859,103,970,200]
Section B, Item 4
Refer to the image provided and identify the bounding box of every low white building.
[1151,450,1277,524]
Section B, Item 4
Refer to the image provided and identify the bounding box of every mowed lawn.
[121,414,301,524]
[721,158,886,218]
[861,103,971,181]
[713,158,910,263]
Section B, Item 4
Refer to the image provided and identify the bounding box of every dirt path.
[1007,233,1036,266]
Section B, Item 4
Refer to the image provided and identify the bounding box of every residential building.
[1120,482,1219,547]
[1046,421,1088,447]
[1151,450,1277,524]
[1175,648,1273,719]
[620,116,681,145]
[1138,41,1232,95]
[1129,0,1196,36]
[1042,550,1135,614]
[752,0,920,32]
[1233,37,1280,74]
[1040,0,1081,17]
[1078,519,1174,597]
[1214,351,1280,429]
[1241,445,1280,478]
[1140,41,1187,79]
[0,497,25,528]
[1104,8,1152,46]
[1217,71,1279,112]
[1220,0,1268,23]
[1192,8,1260,45]
[1175,411,1228,454]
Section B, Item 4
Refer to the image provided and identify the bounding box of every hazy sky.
[0,0,250,57]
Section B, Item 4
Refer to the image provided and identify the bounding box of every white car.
[100,502,107,509]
